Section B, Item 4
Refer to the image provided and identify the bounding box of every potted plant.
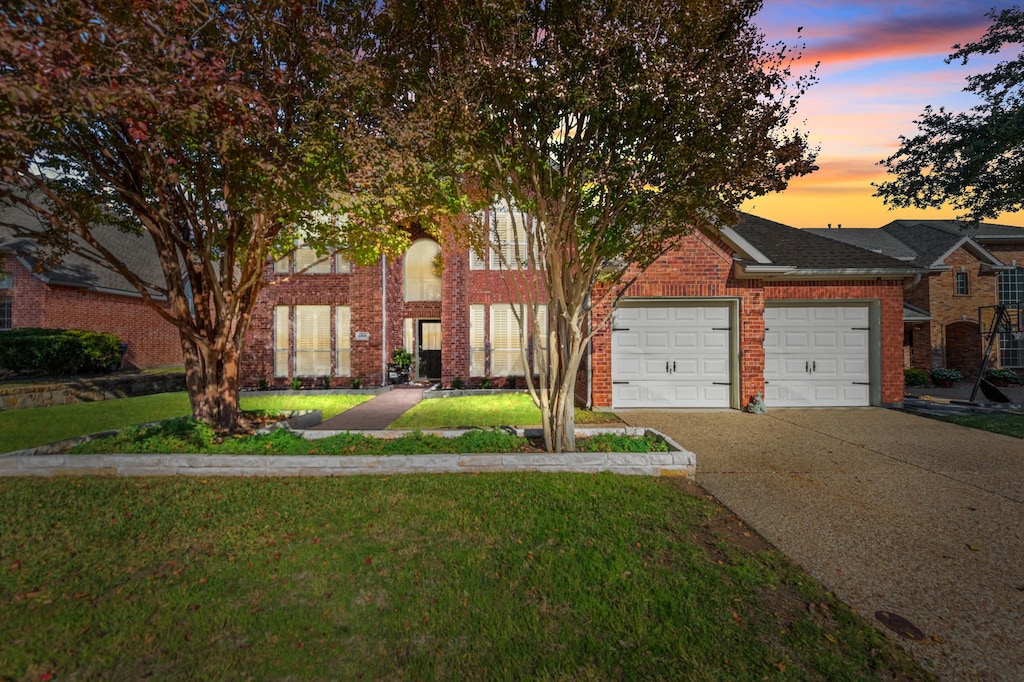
[930,367,963,387]
[983,367,1018,387]
[391,348,413,369]
[389,348,413,384]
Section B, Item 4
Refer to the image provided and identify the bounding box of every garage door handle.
[852,382,870,385]
[666,361,670,374]
[805,361,809,373]
[673,361,677,372]
[612,327,630,331]
[851,327,870,330]
[712,327,731,331]
[613,381,630,385]
[712,382,732,385]
[812,361,816,372]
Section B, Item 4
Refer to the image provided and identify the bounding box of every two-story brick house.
[811,220,1024,379]
[242,212,921,410]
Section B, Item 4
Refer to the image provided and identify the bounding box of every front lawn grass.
[937,412,1024,438]
[391,393,622,429]
[0,392,371,453]
[0,475,930,681]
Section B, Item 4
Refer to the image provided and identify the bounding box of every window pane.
[295,305,332,375]
[294,247,331,274]
[404,239,442,301]
[273,256,290,274]
[470,305,485,376]
[0,298,11,331]
[336,306,351,376]
[273,306,289,377]
[335,255,352,274]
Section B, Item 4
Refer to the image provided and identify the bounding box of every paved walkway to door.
[312,386,425,430]
[620,407,1024,682]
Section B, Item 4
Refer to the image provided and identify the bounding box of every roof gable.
[721,213,923,279]
[0,204,167,298]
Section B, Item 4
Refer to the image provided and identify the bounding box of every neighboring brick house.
[0,209,181,369]
[243,212,921,410]
[810,220,1024,379]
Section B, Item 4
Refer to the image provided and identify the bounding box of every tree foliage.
[397,0,817,451]
[0,0,436,429]
[876,6,1024,222]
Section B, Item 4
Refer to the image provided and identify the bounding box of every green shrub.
[983,367,1018,383]
[903,367,928,386]
[0,328,121,375]
[931,367,963,382]
[289,377,303,390]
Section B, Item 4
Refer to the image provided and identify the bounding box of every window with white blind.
[336,306,351,376]
[470,305,486,376]
[404,239,442,301]
[490,304,524,376]
[274,305,351,377]
[470,304,548,377]
[470,208,533,271]
[273,306,289,377]
[294,305,332,376]
[274,248,351,275]
[489,210,531,270]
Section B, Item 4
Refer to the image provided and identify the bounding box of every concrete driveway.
[621,407,1024,682]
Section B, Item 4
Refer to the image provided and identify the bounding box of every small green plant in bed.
[69,418,667,455]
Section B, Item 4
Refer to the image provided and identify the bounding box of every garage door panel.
[611,304,732,408]
[765,305,871,407]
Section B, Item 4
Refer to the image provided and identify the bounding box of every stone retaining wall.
[0,372,187,410]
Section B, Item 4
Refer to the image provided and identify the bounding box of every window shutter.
[336,306,351,376]
[273,306,289,377]
[490,304,524,376]
[295,305,332,375]
[470,305,486,376]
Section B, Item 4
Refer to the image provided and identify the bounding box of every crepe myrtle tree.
[406,0,817,452]
[876,6,1024,222]
[0,0,441,430]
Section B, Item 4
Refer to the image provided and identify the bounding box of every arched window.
[404,239,442,301]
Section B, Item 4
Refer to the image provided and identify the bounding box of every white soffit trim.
[718,226,773,264]
[932,236,1004,269]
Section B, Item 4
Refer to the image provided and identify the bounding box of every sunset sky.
[741,0,1024,228]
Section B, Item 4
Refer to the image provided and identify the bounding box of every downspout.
[904,273,922,290]
[381,255,387,387]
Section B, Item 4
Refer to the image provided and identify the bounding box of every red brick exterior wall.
[241,256,389,388]
[587,233,907,409]
[240,231,908,408]
[1,253,182,368]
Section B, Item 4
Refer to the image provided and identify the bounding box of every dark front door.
[418,320,442,380]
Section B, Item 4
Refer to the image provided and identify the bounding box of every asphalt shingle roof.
[804,227,918,261]
[0,203,167,297]
[730,213,919,271]
[879,220,1024,268]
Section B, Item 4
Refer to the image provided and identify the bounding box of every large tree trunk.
[180,334,243,432]
[536,301,589,453]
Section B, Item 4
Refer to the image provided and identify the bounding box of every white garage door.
[612,305,731,408]
[764,305,870,407]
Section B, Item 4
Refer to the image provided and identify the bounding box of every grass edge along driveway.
[0,474,933,681]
